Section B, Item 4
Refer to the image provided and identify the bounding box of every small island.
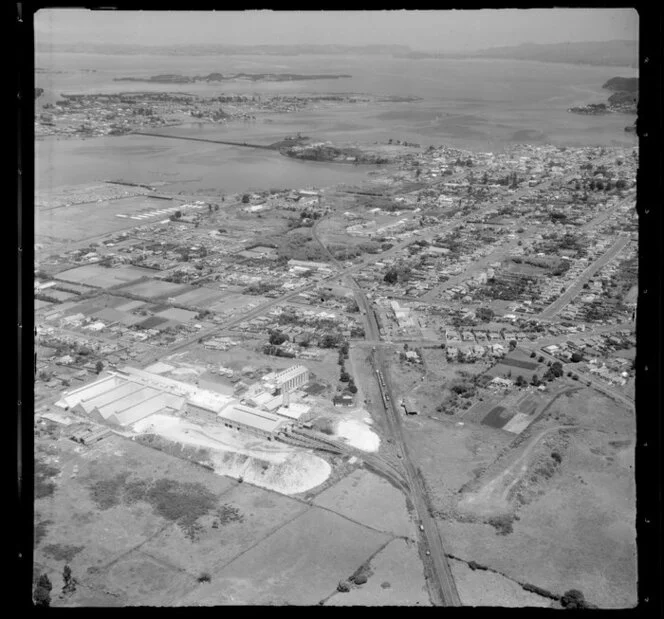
[114,72,352,84]
[275,135,408,165]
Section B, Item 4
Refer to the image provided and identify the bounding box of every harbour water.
[36,52,637,194]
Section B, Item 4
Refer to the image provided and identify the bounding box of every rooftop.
[221,404,287,434]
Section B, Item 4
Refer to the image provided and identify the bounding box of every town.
[32,10,639,609]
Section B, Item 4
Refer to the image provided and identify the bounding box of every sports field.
[55,264,155,289]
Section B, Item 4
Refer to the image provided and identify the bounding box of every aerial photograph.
[32,8,638,608]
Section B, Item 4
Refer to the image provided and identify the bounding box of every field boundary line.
[96,520,174,572]
[211,502,311,573]
[310,501,403,538]
[317,536,403,605]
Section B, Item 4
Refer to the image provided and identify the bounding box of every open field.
[313,468,414,537]
[324,538,431,606]
[170,286,228,308]
[140,482,308,578]
[437,389,636,608]
[54,264,156,289]
[34,428,415,606]
[448,557,554,607]
[118,279,192,299]
[155,307,199,322]
[36,195,161,246]
[180,507,392,605]
[34,434,237,606]
[207,293,270,314]
[404,416,511,515]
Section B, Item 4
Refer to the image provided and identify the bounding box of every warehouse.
[184,390,236,424]
[57,367,287,436]
[219,404,290,439]
[67,376,185,427]
[246,390,283,412]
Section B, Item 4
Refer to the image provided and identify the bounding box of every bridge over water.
[131,131,277,150]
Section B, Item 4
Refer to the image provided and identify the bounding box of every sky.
[35,9,638,52]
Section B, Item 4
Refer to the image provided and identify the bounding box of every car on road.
[425,550,431,556]
[419,524,425,532]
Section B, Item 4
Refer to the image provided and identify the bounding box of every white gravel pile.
[131,413,331,495]
[336,418,381,452]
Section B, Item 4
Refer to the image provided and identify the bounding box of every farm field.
[438,389,636,608]
[35,428,416,607]
[448,557,554,607]
[169,286,227,308]
[155,307,199,322]
[404,415,511,515]
[324,538,431,606]
[140,482,308,579]
[118,279,192,299]
[207,293,270,314]
[54,264,156,289]
[313,468,415,537]
[34,434,237,606]
[182,506,392,605]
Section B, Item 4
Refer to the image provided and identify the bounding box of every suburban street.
[538,235,631,319]
[533,347,634,410]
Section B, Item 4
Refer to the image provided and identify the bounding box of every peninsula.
[568,76,638,116]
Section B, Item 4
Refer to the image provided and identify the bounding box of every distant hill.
[36,42,411,56]
[470,40,638,68]
[602,76,638,92]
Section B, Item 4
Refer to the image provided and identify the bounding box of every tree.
[241,194,250,204]
[269,331,288,346]
[551,361,564,377]
[348,382,358,394]
[320,333,342,349]
[62,564,77,595]
[571,352,584,363]
[95,360,104,374]
[340,371,351,383]
[33,574,52,607]
[531,374,540,386]
[561,589,588,609]
[515,375,527,387]
[530,351,536,358]
[384,268,398,284]
[508,339,517,351]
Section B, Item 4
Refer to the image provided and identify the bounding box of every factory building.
[58,373,185,427]
[220,404,290,439]
[57,367,292,438]
[183,390,236,424]
[263,365,310,393]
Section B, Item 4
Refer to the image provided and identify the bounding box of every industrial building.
[57,373,185,427]
[262,365,310,393]
[56,366,293,438]
[220,404,289,439]
[183,390,236,424]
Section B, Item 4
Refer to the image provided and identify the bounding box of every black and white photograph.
[29,8,642,608]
